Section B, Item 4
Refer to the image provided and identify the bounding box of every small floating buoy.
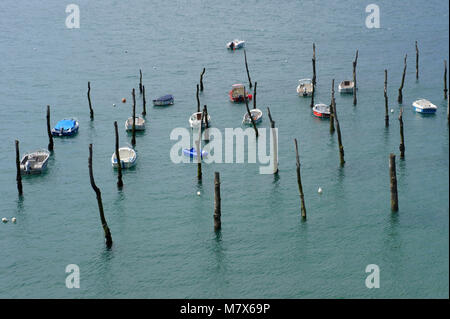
[391,109,394,113]
[318,187,323,194]
[122,98,126,103]
[2,218,8,223]
[197,191,201,196]
[124,50,128,53]
[11,217,16,223]
[113,103,116,107]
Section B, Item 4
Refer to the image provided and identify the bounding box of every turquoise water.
[0,0,448,298]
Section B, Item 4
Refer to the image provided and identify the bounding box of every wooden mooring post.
[196,111,204,181]
[214,172,221,231]
[196,84,200,113]
[142,85,147,116]
[444,60,448,100]
[131,88,136,146]
[46,105,54,151]
[88,144,113,248]
[329,79,335,133]
[399,107,405,159]
[310,43,316,109]
[332,97,345,166]
[87,81,94,120]
[244,88,258,137]
[200,68,205,91]
[253,81,257,109]
[267,107,278,174]
[114,121,123,188]
[353,50,358,105]
[389,153,399,212]
[384,70,389,127]
[244,49,252,89]
[15,140,23,196]
[203,105,209,142]
[294,138,306,219]
[398,54,407,104]
[415,41,419,80]
[139,69,143,94]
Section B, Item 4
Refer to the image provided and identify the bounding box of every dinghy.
[51,118,79,136]
[242,108,263,125]
[125,116,146,131]
[20,150,50,174]
[153,94,174,106]
[183,147,208,159]
[111,147,137,169]
[296,79,313,96]
[338,80,355,93]
[229,84,252,103]
[226,39,245,50]
[412,98,437,114]
[313,103,331,118]
[189,112,211,129]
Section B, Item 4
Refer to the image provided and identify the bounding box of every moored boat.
[183,147,208,159]
[125,116,146,131]
[242,108,263,125]
[338,80,355,94]
[226,39,245,50]
[313,103,331,118]
[229,84,252,103]
[111,147,137,169]
[189,112,211,129]
[51,118,79,136]
[20,150,50,174]
[296,79,313,96]
[412,98,437,114]
[153,94,174,106]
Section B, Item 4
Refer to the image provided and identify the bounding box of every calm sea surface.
[0,0,448,298]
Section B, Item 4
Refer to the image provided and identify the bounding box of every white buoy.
[391,109,394,113]
[113,103,116,107]
[197,191,201,196]
[2,218,8,223]
[318,187,323,194]
[11,217,16,223]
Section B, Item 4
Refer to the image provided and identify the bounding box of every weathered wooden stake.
[389,153,399,212]
[196,111,204,181]
[353,50,358,105]
[87,81,94,119]
[398,54,407,104]
[267,107,278,174]
[46,105,54,151]
[444,60,448,100]
[294,138,306,219]
[15,140,23,196]
[88,144,113,248]
[200,68,206,91]
[196,84,200,112]
[310,43,316,109]
[253,81,257,109]
[329,79,335,133]
[139,69,143,94]
[415,41,419,80]
[214,172,221,230]
[114,121,123,188]
[131,88,136,146]
[203,105,209,141]
[398,107,405,159]
[244,88,258,137]
[244,49,252,89]
[384,69,389,127]
[142,85,147,116]
[332,98,345,166]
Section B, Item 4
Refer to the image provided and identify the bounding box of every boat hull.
[125,117,146,131]
[153,99,174,106]
[229,90,252,103]
[51,122,79,136]
[313,110,330,118]
[111,148,137,169]
[414,107,436,114]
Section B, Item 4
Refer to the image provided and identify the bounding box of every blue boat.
[153,94,174,106]
[412,99,437,114]
[183,147,208,159]
[51,119,79,136]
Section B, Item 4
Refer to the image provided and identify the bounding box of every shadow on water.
[212,230,226,273]
[16,196,24,214]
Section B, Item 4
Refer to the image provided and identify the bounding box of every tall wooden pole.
[87,81,94,120]
[329,79,335,133]
[196,111,204,181]
[310,43,316,109]
[389,153,399,212]
[267,107,278,174]
[415,41,419,80]
[244,87,258,137]
[244,49,252,89]
[88,144,113,248]
[333,98,345,166]
[294,138,306,219]
[196,84,200,113]
[398,54,407,104]
[353,50,358,105]
[131,88,136,147]
[444,60,448,100]
[203,105,209,142]
[200,68,205,91]
[384,69,389,127]
[114,121,123,188]
[46,105,54,151]
[15,140,23,196]
[142,85,147,116]
[253,81,257,109]
[214,172,221,231]
[139,69,143,94]
[398,107,405,159]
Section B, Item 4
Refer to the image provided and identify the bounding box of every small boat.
[243,108,263,125]
[229,84,252,103]
[412,98,437,114]
[189,112,211,129]
[20,150,50,174]
[125,116,146,131]
[183,147,208,159]
[51,118,79,136]
[226,39,245,50]
[338,80,355,93]
[153,94,174,106]
[296,79,313,96]
[313,103,331,118]
[111,147,137,169]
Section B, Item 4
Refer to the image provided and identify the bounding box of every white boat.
[20,150,50,174]
[313,103,331,118]
[189,112,211,129]
[338,80,355,93]
[226,39,245,50]
[296,79,313,96]
[111,147,137,169]
[412,98,437,114]
[125,117,146,131]
[243,108,263,125]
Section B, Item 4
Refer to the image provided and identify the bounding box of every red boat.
[229,84,252,103]
[313,103,331,118]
